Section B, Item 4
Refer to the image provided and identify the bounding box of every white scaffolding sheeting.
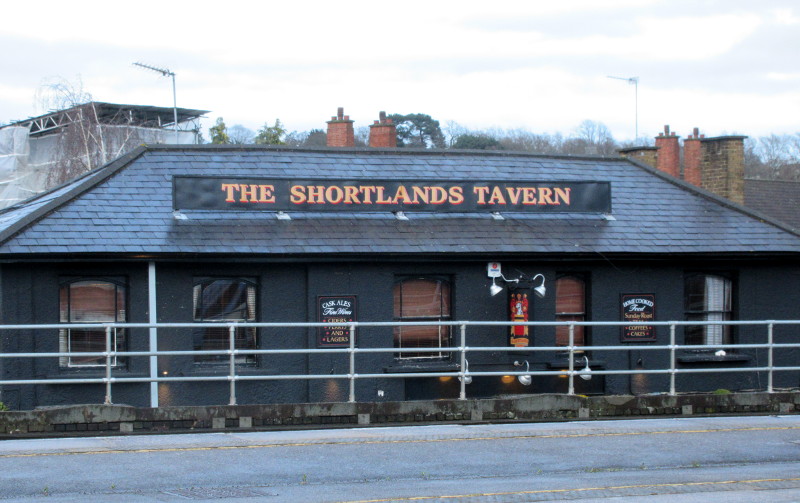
[0,126,43,208]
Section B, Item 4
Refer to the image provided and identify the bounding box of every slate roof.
[0,145,799,258]
[745,179,800,232]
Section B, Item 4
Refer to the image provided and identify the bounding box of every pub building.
[0,110,799,411]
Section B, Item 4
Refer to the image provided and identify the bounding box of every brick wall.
[701,136,746,204]
[368,111,397,148]
[654,125,680,178]
[326,107,355,147]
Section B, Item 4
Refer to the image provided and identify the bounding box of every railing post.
[459,324,467,400]
[568,323,575,395]
[228,324,237,406]
[669,324,676,396]
[767,322,774,393]
[104,325,113,405]
[348,323,356,403]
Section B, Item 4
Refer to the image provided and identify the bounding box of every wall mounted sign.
[509,291,530,347]
[620,294,656,342]
[173,177,611,213]
[317,295,357,347]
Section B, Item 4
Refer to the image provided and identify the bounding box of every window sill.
[384,361,460,373]
[678,353,751,364]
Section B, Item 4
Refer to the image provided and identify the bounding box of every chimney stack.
[654,125,680,178]
[326,107,355,147]
[368,111,397,148]
[683,127,704,187]
[698,135,747,205]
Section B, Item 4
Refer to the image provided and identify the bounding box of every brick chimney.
[654,125,680,178]
[326,107,355,147]
[683,127,704,187]
[618,146,658,169]
[368,111,397,148]
[699,135,747,205]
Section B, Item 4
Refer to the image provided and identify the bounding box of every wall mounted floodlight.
[579,355,592,381]
[515,360,532,386]
[488,262,546,298]
[531,274,546,299]
[459,359,472,384]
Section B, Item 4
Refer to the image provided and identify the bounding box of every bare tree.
[37,77,149,187]
[228,125,255,144]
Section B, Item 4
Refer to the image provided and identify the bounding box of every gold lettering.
[326,185,344,204]
[429,186,448,204]
[221,183,238,203]
[360,186,377,204]
[473,186,490,204]
[375,186,393,204]
[448,186,464,205]
[258,184,275,203]
[290,185,307,204]
[393,185,412,204]
[488,186,507,205]
[553,187,571,205]
[343,185,361,204]
[522,187,537,204]
[411,186,429,204]
[505,187,522,205]
[538,187,555,205]
[307,185,325,204]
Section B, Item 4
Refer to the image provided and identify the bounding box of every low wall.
[1,392,798,437]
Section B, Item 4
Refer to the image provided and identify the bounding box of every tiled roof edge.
[622,157,800,238]
[0,145,149,245]
[140,143,623,163]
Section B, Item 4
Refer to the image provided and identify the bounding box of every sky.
[1,0,799,143]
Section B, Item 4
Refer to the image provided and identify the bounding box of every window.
[393,277,451,359]
[685,274,733,347]
[555,275,586,347]
[192,278,257,363]
[59,278,126,367]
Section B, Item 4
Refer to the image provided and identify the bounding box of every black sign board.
[317,295,357,347]
[173,177,611,214]
[620,294,656,342]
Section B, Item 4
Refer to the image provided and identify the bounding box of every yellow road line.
[1,425,798,459]
[340,477,800,503]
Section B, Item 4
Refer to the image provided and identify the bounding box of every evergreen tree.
[209,117,230,145]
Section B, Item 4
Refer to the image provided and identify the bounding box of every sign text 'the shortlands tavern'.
[173,177,612,213]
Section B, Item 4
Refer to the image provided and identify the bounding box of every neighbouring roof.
[0,145,799,258]
[745,179,800,232]
[2,102,209,136]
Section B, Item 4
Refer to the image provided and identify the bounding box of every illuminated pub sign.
[173,177,612,213]
[620,294,656,342]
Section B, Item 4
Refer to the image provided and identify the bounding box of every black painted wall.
[1,256,798,410]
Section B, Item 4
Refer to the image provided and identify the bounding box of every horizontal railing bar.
[1,320,798,331]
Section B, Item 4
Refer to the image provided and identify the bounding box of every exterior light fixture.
[531,274,546,299]
[276,211,291,221]
[394,211,409,221]
[172,210,188,220]
[515,360,532,386]
[579,355,592,381]
[487,262,546,298]
[459,359,472,384]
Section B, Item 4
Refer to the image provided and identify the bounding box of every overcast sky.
[2,0,798,143]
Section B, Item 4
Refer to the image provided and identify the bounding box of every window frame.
[58,277,127,368]
[683,272,734,349]
[192,277,258,365]
[392,276,453,360]
[554,273,589,349]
